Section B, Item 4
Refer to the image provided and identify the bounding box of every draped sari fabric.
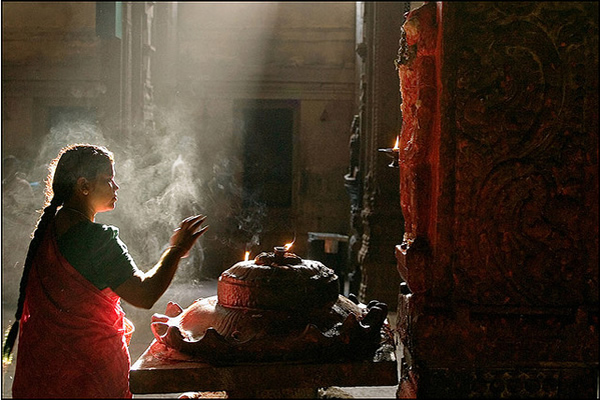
[12,223,133,398]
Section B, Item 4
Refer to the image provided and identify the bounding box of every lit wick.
[244,251,250,261]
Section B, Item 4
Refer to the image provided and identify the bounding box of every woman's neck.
[61,204,95,222]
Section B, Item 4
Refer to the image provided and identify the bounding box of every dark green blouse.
[57,221,139,290]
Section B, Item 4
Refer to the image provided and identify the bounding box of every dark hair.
[2,144,114,362]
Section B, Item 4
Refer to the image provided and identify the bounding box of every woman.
[2,144,208,398]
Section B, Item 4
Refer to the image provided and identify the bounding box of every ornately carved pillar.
[395,2,598,397]
[349,1,406,310]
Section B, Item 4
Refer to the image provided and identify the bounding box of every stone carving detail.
[448,2,598,306]
[397,1,598,305]
[351,3,405,306]
[345,76,366,296]
[424,369,562,398]
[405,366,598,399]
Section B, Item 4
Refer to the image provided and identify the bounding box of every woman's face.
[88,163,119,213]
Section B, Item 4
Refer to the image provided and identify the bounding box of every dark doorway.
[234,99,298,250]
[241,106,294,208]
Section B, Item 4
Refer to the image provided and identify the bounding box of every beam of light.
[4,2,285,291]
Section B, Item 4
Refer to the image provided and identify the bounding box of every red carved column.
[395,2,598,397]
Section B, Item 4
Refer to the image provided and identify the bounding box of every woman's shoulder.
[91,221,120,235]
[61,220,120,243]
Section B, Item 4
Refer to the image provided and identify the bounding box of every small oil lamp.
[274,242,294,257]
[274,246,286,257]
[378,136,400,168]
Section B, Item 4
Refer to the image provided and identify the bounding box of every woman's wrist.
[167,245,187,257]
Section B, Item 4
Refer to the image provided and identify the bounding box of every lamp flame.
[393,136,400,151]
[284,242,294,251]
[244,251,250,261]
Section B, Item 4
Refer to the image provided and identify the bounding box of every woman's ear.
[76,177,90,196]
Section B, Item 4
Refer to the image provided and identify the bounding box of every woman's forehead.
[97,163,115,177]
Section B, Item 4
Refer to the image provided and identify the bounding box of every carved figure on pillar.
[344,114,363,296]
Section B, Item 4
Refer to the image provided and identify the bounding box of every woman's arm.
[114,214,208,309]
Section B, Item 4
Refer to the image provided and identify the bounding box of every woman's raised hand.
[169,214,209,258]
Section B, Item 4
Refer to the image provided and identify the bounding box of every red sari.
[12,224,133,398]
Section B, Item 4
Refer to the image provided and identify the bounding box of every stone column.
[350,1,407,310]
[395,2,598,397]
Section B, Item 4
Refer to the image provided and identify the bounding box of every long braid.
[15,198,63,319]
[2,143,114,363]
[2,198,61,363]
